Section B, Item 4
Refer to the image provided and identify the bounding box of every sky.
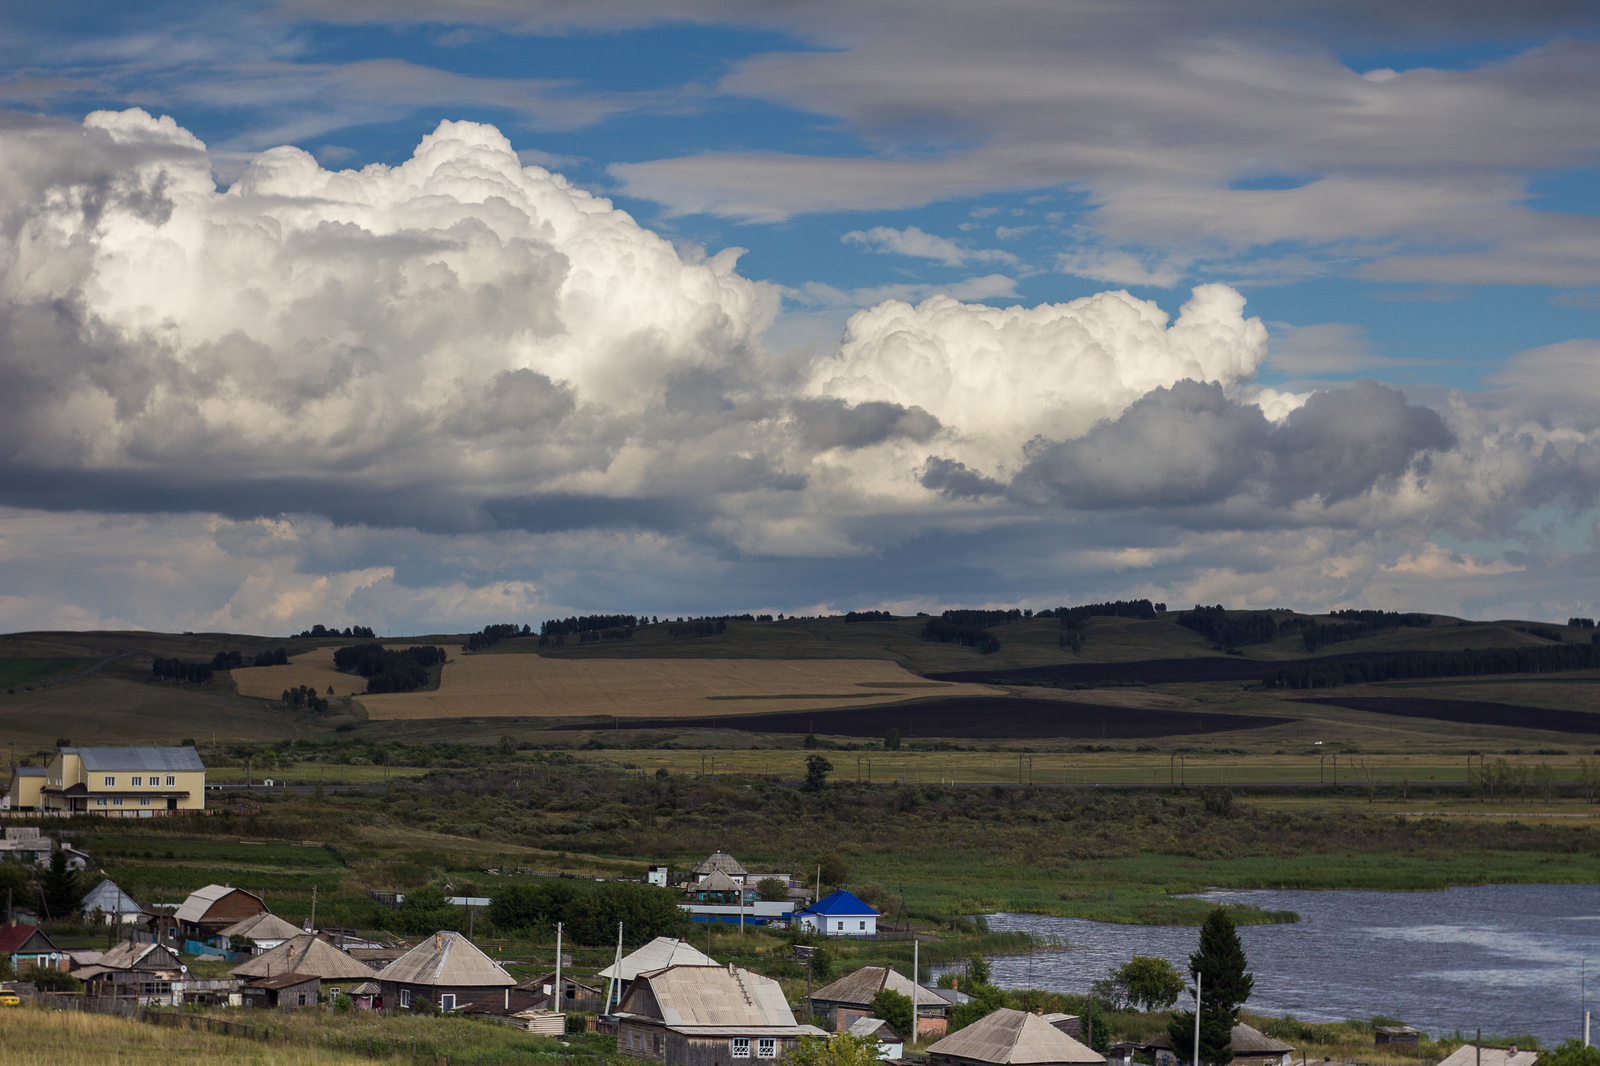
[2,1,1599,635]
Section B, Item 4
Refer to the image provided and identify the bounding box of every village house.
[926,1007,1103,1066]
[82,879,145,925]
[1143,1024,1295,1066]
[216,912,306,955]
[614,963,827,1066]
[689,851,748,885]
[174,884,268,944]
[2,765,47,810]
[241,972,320,1010]
[0,920,65,973]
[0,827,53,865]
[598,936,718,1012]
[806,964,950,1037]
[230,932,378,1003]
[792,889,879,938]
[519,970,604,1013]
[39,745,206,816]
[848,1016,906,1059]
[376,930,515,1012]
[1436,1045,1541,1066]
[75,940,187,1001]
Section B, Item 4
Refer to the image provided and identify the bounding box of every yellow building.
[2,766,47,810]
[41,746,207,817]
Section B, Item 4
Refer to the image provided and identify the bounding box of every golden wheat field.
[230,647,1000,720]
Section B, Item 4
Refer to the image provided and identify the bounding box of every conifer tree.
[1168,907,1253,1065]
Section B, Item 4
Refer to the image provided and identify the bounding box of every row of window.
[102,775,178,787]
[732,1038,778,1058]
[95,797,157,806]
[395,990,456,1011]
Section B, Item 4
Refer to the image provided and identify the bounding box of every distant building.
[216,912,305,955]
[792,889,879,937]
[926,1007,1103,1066]
[807,964,949,1037]
[2,766,46,810]
[692,870,744,904]
[647,865,670,887]
[242,973,320,1010]
[615,963,827,1066]
[597,936,719,1011]
[82,880,145,925]
[76,940,187,1000]
[0,827,53,865]
[1145,1024,1295,1066]
[1435,1046,1540,1066]
[40,746,206,816]
[174,884,267,943]
[848,1016,906,1059]
[1375,1027,1422,1047]
[231,933,377,990]
[376,931,515,1013]
[689,850,749,885]
[0,920,66,973]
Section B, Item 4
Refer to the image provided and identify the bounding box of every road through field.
[234,647,1002,719]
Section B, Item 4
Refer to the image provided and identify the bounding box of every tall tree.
[1168,907,1253,1065]
[41,848,83,920]
[803,754,833,791]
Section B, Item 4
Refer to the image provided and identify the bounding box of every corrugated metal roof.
[232,934,377,981]
[97,940,182,972]
[928,1008,1104,1065]
[67,746,206,773]
[691,851,749,877]
[376,931,515,989]
[175,884,262,924]
[220,912,305,942]
[1437,1048,1540,1066]
[809,965,932,1006]
[248,973,318,990]
[14,767,46,777]
[849,1017,904,1042]
[82,880,142,915]
[795,890,878,917]
[598,936,717,980]
[663,1026,830,1037]
[624,964,797,1029]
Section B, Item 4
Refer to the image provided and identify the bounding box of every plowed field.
[1297,696,1600,734]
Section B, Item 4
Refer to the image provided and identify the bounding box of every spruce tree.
[1167,907,1253,1065]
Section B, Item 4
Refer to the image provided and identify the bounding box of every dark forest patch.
[1296,696,1600,734]
[558,696,1291,739]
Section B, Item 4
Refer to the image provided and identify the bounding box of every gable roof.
[65,746,206,773]
[695,870,742,892]
[849,1016,905,1043]
[809,965,931,1006]
[376,931,515,989]
[623,964,799,1030]
[97,940,182,972]
[598,936,717,981]
[690,851,748,878]
[0,921,58,956]
[232,934,376,981]
[220,912,305,942]
[1436,1048,1540,1066]
[928,1007,1104,1065]
[796,889,879,917]
[1231,1024,1295,1055]
[82,880,143,916]
[175,884,263,924]
[13,767,46,777]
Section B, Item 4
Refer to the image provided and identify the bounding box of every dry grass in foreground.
[0,1007,378,1065]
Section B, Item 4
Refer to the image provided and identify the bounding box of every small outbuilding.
[1435,1046,1540,1066]
[848,1016,906,1059]
[792,889,880,938]
[1227,1024,1296,1066]
[242,972,320,1010]
[1375,1028,1422,1047]
[926,1007,1103,1066]
[217,912,306,955]
[377,930,515,1013]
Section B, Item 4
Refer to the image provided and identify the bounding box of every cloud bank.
[2,111,1599,631]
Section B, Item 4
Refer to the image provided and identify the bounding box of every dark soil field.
[560,695,1292,739]
[925,654,1346,684]
[1296,695,1600,734]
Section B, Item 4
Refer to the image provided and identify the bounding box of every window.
[758,1039,777,1059]
[732,1039,751,1058]
[400,989,412,1008]
[654,1035,663,1054]
[167,776,176,786]
[132,776,142,786]
[97,798,107,806]
[113,797,123,806]
[836,921,843,930]
[140,797,151,806]
[440,994,456,1011]
[859,921,866,930]
[104,776,115,786]
[298,993,307,1006]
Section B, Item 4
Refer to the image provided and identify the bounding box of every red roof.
[0,922,58,955]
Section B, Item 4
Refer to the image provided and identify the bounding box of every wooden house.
[807,965,948,1037]
[614,962,827,1066]
[0,921,65,973]
[76,941,187,1000]
[174,884,267,942]
[376,930,515,1013]
[597,936,718,1012]
[242,972,320,1010]
[216,912,306,955]
[231,933,377,997]
[689,851,749,885]
[926,1007,1103,1066]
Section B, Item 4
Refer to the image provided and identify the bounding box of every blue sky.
[3,2,1599,632]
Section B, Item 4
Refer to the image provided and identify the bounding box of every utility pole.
[911,937,919,1047]
[309,885,317,933]
[1192,971,1202,1066]
[555,922,563,1014]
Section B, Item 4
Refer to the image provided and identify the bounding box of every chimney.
[1035,1007,1044,1016]
[436,932,443,949]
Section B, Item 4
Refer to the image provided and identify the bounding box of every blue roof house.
[793,890,879,937]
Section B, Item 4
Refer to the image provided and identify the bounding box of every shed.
[521,970,605,1012]
[807,965,949,1037]
[848,1016,906,1059]
[242,972,320,1010]
[1375,1028,1422,1046]
[926,1007,1103,1066]
[346,981,384,1010]
[231,933,376,983]
[793,890,879,938]
[82,880,144,925]
[377,930,515,1013]
[614,962,827,1066]
[174,884,267,940]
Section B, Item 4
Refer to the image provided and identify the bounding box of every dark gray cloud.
[791,398,940,452]
[1012,379,1452,511]
[920,456,1005,499]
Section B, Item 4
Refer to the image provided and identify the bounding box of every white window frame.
[732,1038,751,1058]
[167,776,176,786]
[859,921,866,930]
[132,776,142,786]
[140,797,151,806]
[104,776,115,786]
[758,1039,777,1058]
[113,797,123,806]
[440,993,456,1011]
[400,989,412,1008]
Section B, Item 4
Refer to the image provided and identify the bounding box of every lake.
[951,884,1600,1046]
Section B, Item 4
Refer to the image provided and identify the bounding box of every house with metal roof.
[175,884,267,941]
[599,936,718,984]
[40,746,206,817]
[614,963,828,1066]
[0,920,65,973]
[218,912,305,954]
[806,964,950,1037]
[231,933,376,987]
[848,1016,906,1059]
[376,930,515,1013]
[1435,1045,1539,1066]
[1144,1023,1296,1066]
[2,766,46,810]
[927,1007,1103,1066]
[793,889,880,937]
[689,851,749,884]
[82,879,145,924]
